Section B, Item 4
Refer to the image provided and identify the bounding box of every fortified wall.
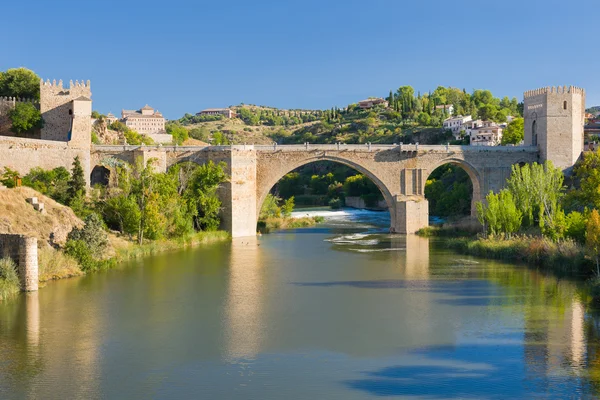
[0,234,38,292]
[0,79,92,182]
[0,97,39,137]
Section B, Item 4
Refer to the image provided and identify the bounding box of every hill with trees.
[174,86,522,146]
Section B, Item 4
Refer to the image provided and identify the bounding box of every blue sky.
[1,0,597,119]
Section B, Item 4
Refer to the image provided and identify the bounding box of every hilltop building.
[106,112,118,125]
[443,115,472,138]
[198,108,234,118]
[358,98,388,109]
[121,105,166,134]
[470,121,503,146]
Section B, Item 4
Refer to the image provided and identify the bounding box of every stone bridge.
[92,144,539,237]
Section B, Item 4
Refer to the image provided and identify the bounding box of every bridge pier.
[392,198,429,234]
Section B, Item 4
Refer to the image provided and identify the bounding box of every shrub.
[0,257,20,300]
[67,213,109,259]
[329,198,342,209]
[9,102,43,134]
[64,239,96,272]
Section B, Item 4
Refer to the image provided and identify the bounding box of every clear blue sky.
[1,0,597,119]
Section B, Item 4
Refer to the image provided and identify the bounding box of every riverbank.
[257,215,324,233]
[0,230,230,301]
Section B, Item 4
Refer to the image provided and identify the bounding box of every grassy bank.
[445,236,589,275]
[258,216,325,233]
[111,231,229,263]
[0,231,230,301]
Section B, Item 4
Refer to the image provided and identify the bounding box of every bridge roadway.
[92,144,540,237]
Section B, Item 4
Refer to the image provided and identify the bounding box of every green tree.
[506,161,564,229]
[67,156,86,204]
[0,68,40,99]
[167,124,189,145]
[501,117,524,145]
[8,102,43,134]
[476,189,522,238]
[587,209,600,276]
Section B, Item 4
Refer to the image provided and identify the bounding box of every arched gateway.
[91,143,539,237]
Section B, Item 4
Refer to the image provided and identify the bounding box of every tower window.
[564,101,567,110]
[68,109,72,115]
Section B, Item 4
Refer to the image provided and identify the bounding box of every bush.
[0,257,20,300]
[67,213,109,259]
[9,102,43,134]
[329,198,342,209]
[64,239,96,272]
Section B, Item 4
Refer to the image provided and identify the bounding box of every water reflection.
[4,210,600,398]
[224,236,265,360]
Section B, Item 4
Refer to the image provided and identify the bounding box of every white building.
[121,105,166,134]
[443,115,472,138]
[198,108,234,118]
[470,121,503,146]
[434,104,454,116]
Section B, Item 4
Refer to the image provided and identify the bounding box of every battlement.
[524,86,585,98]
[0,96,38,104]
[40,78,91,90]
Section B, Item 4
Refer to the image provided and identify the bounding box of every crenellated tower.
[39,79,92,147]
[523,85,585,171]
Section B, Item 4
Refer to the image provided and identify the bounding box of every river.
[1,209,599,399]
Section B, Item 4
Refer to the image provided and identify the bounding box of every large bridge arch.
[255,153,397,230]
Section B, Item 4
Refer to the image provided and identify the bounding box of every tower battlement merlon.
[524,86,585,99]
[40,78,91,90]
[0,96,38,104]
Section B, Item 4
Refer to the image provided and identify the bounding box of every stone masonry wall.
[0,234,38,291]
[0,136,91,185]
[40,79,91,142]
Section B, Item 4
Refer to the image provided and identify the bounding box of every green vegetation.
[501,117,524,145]
[257,194,323,232]
[0,67,40,99]
[166,123,189,145]
[8,102,43,134]
[425,165,472,217]
[108,121,154,145]
[426,155,600,290]
[172,86,521,146]
[272,161,383,209]
[0,258,19,301]
[0,156,230,289]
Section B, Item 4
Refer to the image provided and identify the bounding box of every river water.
[1,209,599,399]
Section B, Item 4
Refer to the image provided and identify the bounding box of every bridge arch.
[256,154,397,230]
[423,157,483,216]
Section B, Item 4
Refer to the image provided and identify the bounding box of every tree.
[167,124,189,145]
[506,161,564,229]
[67,156,86,204]
[8,102,43,134]
[501,117,524,145]
[587,209,600,276]
[0,68,40,99]
[476,189,522,238]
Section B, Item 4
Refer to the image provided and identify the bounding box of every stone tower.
[523,86,585,171]
[39,79,92,148]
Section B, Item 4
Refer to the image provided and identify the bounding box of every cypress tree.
[67,156,86,203]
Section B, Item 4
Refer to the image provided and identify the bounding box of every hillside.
[0,187,83,245]
[175,86,520,146]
